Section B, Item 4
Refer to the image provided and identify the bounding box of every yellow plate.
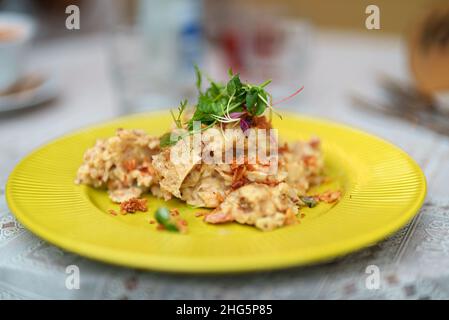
[6,112,426,273]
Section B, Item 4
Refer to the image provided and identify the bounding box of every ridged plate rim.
[5,111,427,273]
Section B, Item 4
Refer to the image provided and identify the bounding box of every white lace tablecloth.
[1,32,449,299]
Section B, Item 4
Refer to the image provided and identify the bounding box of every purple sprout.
[239,118,251,133]
[229,112,246,119]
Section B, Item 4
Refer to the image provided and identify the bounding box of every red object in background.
[253,24,279,58]
[219,23,282,79]
[221,30,243,72]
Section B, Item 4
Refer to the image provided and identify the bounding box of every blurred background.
[0,0,449,187]
[3,1,449,300]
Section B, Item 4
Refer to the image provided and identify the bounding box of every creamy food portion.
[75,128,160,203]
[205,183,300,231]
[75,123,327,230]
[76,68,339,231]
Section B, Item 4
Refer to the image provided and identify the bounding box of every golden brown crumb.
[120,197,148,213]
[309,137,320,149]
[231,165,248,190]
[278,142,290,154]
[108,209,118,216]
[253,116,272,129]
[149,220,155,224]
[303,155,317,167]
[284,208,298,226]
[176,218,188,233]
[170,209,188,233]
[122,159,137,172]
[215,192,224,204]
[316,190,341,203]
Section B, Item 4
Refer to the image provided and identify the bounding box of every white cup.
[0,13,35,92]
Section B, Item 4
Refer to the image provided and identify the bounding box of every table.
[1,31,449,299]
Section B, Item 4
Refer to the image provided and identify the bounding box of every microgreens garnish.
[170,99,187,129]
[159,66,303,148]
[159,132,182,148]
[186,67,275,131]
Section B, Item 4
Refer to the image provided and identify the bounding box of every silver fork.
[351,75,449,136]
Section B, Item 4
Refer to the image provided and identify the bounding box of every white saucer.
[0,73,58,113]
